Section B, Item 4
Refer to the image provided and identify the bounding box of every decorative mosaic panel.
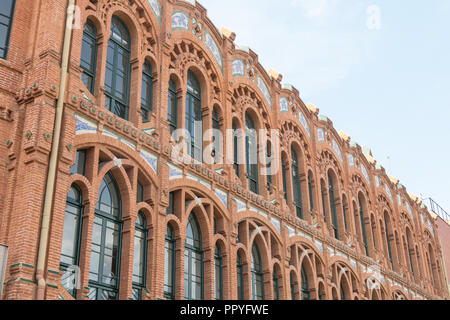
[332,139,343,163]
[406,201,414,219]
[103,129,136,151]
[385,185,393,202]
[172,11,189,31]
[140,148,158,174]
[315,240,323,254]
[375,176,380,188]
[271,217,281,233]
[204,29,223,72]
[317,128,325,142]
[398,194,402,207]
[257,75,272,110]
[75,114,97,135]
[168,163,183,180]
[232,59,245,77]
[235,198,246,212]
[280,97,289,113]
[361,163,370,183]
[215,188,228,208]
[187,172,211,189]
[250,206,268,219]
[287,225,295,237]
[147,0,162,24]
[299,110,310,137]
[348,154,354,167]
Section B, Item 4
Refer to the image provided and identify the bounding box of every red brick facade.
[0,0,448,300]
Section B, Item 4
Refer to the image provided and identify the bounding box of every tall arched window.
[291,147,303,219]
[328,172,339,239]
[104,16,131,119]
[212,108,220,164]
[80,20,97,94]
[164,224,176,299]
[406,229,415,277]
[214,244,223,300]
[184,214,203,300]
[186,70,202,161]
[308,172,314,210]
[232,121,240,177]
[141,61,153,122]
[301,264,310,300]
[60,185,84,298]
[246,113,258,194]
[0,0,16,59]
[88,172,122,300]
[273,267,280,300]
[282,154,288,201]
[132,212,147,300]
[321,180,327,222]
[237,252,244,300]
[384,213,393,268]
[290,272,296,300]
[340,280,346,300]
[168,79,178,134]
[371,215,377,250]
[251,244,264,300]
[358,195,369,256]
[266,141,273,192]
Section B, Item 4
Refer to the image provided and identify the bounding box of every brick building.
[0,0,448,300]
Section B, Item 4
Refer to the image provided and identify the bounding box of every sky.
[201,0,450,213]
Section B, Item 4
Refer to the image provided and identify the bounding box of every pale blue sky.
[202,0,450,213]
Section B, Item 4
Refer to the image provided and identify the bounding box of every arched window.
[164,224,176,299]
[237,252,244,300]
[186,70,202,161]
[266,141,273,192]
[246,113,258,194]
[141,61,153,122]
[184,214,203,300]
[168,78,178,134]
[251,244,264,300]
[0,0,16,59]
[371,215,377,250]
[232,121,240,177]
[318,283,325,300]
[321,180,327,222]
[273,267,280,300]
[328,172,339,239]
[282,154,288,201]
[291,148,303,219]
[80,20,97,94]
[104,16,131,119]
[212,108,220,164]
[88,172,122,300]
[308,172,314,210]
[214,244,223,300]
[406,230,415,277]
[301,264,310,300]
[290,272,296,300]
[384,213,393,268]
[132,212,147,300]
[60,185,84,298]
[340,280,346,300]
[358,195,369,256]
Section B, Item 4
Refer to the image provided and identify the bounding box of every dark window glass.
[273,268,279,300]
[132,212,147,300]
[237,253,244,300]
[89,172,122,300]
[214,245,223,300]
[186,71,202,161]
[164,224,176,299]
[266,143,272,192]
[251,244,264,300]
[301,264,310,300]
[245,113,258,194]
[104,16,130,120]
[70,150,86,176]
[321,181,327,222]
[308,172,314,210]
[233,121,240,177]
[60,185,83,298]
[166,192,174,215]
[282,155,288,201]
[81,20,97,94]
[141,61,153,122]
[0,0,15,59]
[358,196,369,256]
[137,181,144,203]
[328,172,339,239]
[184,214,203,300]
[168,79,178,135]
[342,199,348,232]
[406,231,415,277]
[290,273,296,300]
[212,108,220,164]
[384,213,393,267]
[291,148,303,219]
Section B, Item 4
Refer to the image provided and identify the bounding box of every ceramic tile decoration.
[280,97,289,113]
[317,128,325,142]
[204,29,223,72]
[361,163,370,183]
[271,217,281,233]
[140,148,158,174]
[235,198,247,212]
[103,129,136,151]
[232,59,245,76]
[332,139,343,163]
[398,194,402,207]
[172,11,189,31]
[147,0,162,24]
[187,172,211,189]
[299,110,310,137]
[215,188,228,208]
[75,114,97,135]
[287,225,295,237]
[348,154,355,167]
[168,163,183,180]
[257,74,272,110]
[385,185,393,202]
[406,201,414,219]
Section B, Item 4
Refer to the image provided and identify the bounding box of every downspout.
[35,0,75,300]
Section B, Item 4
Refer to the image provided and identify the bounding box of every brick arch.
[318,147,344,186]
[236,212,284,246]
[361,272,389,300]
[66,174,94,206]
[280,119,312,163]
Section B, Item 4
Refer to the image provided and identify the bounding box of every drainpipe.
[35,0,75,300]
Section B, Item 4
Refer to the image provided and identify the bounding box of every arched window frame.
[272,267,280,300]
[301,264,310,300]
[237,252,244,300]
[168,78,178,135]
[245,113,259,194]
[328,172,339,239]
[291,147,303,219]
[282,154,288,202]
[358,196,369,256]
[0,0,16,60]
[212,108,221,164]
[214,244,223,300]
[384,213,394,268]
[132,212,147,300]
[184,214,204,300]
[186,70,203,162]
[232,120,240,177]
[104,16,131,120]
[140,60,153,122]
[290,272,296,300]
[164,224,176,299]
[308,172,314,211]
[80,20,97,94]
[251,244,264,300]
